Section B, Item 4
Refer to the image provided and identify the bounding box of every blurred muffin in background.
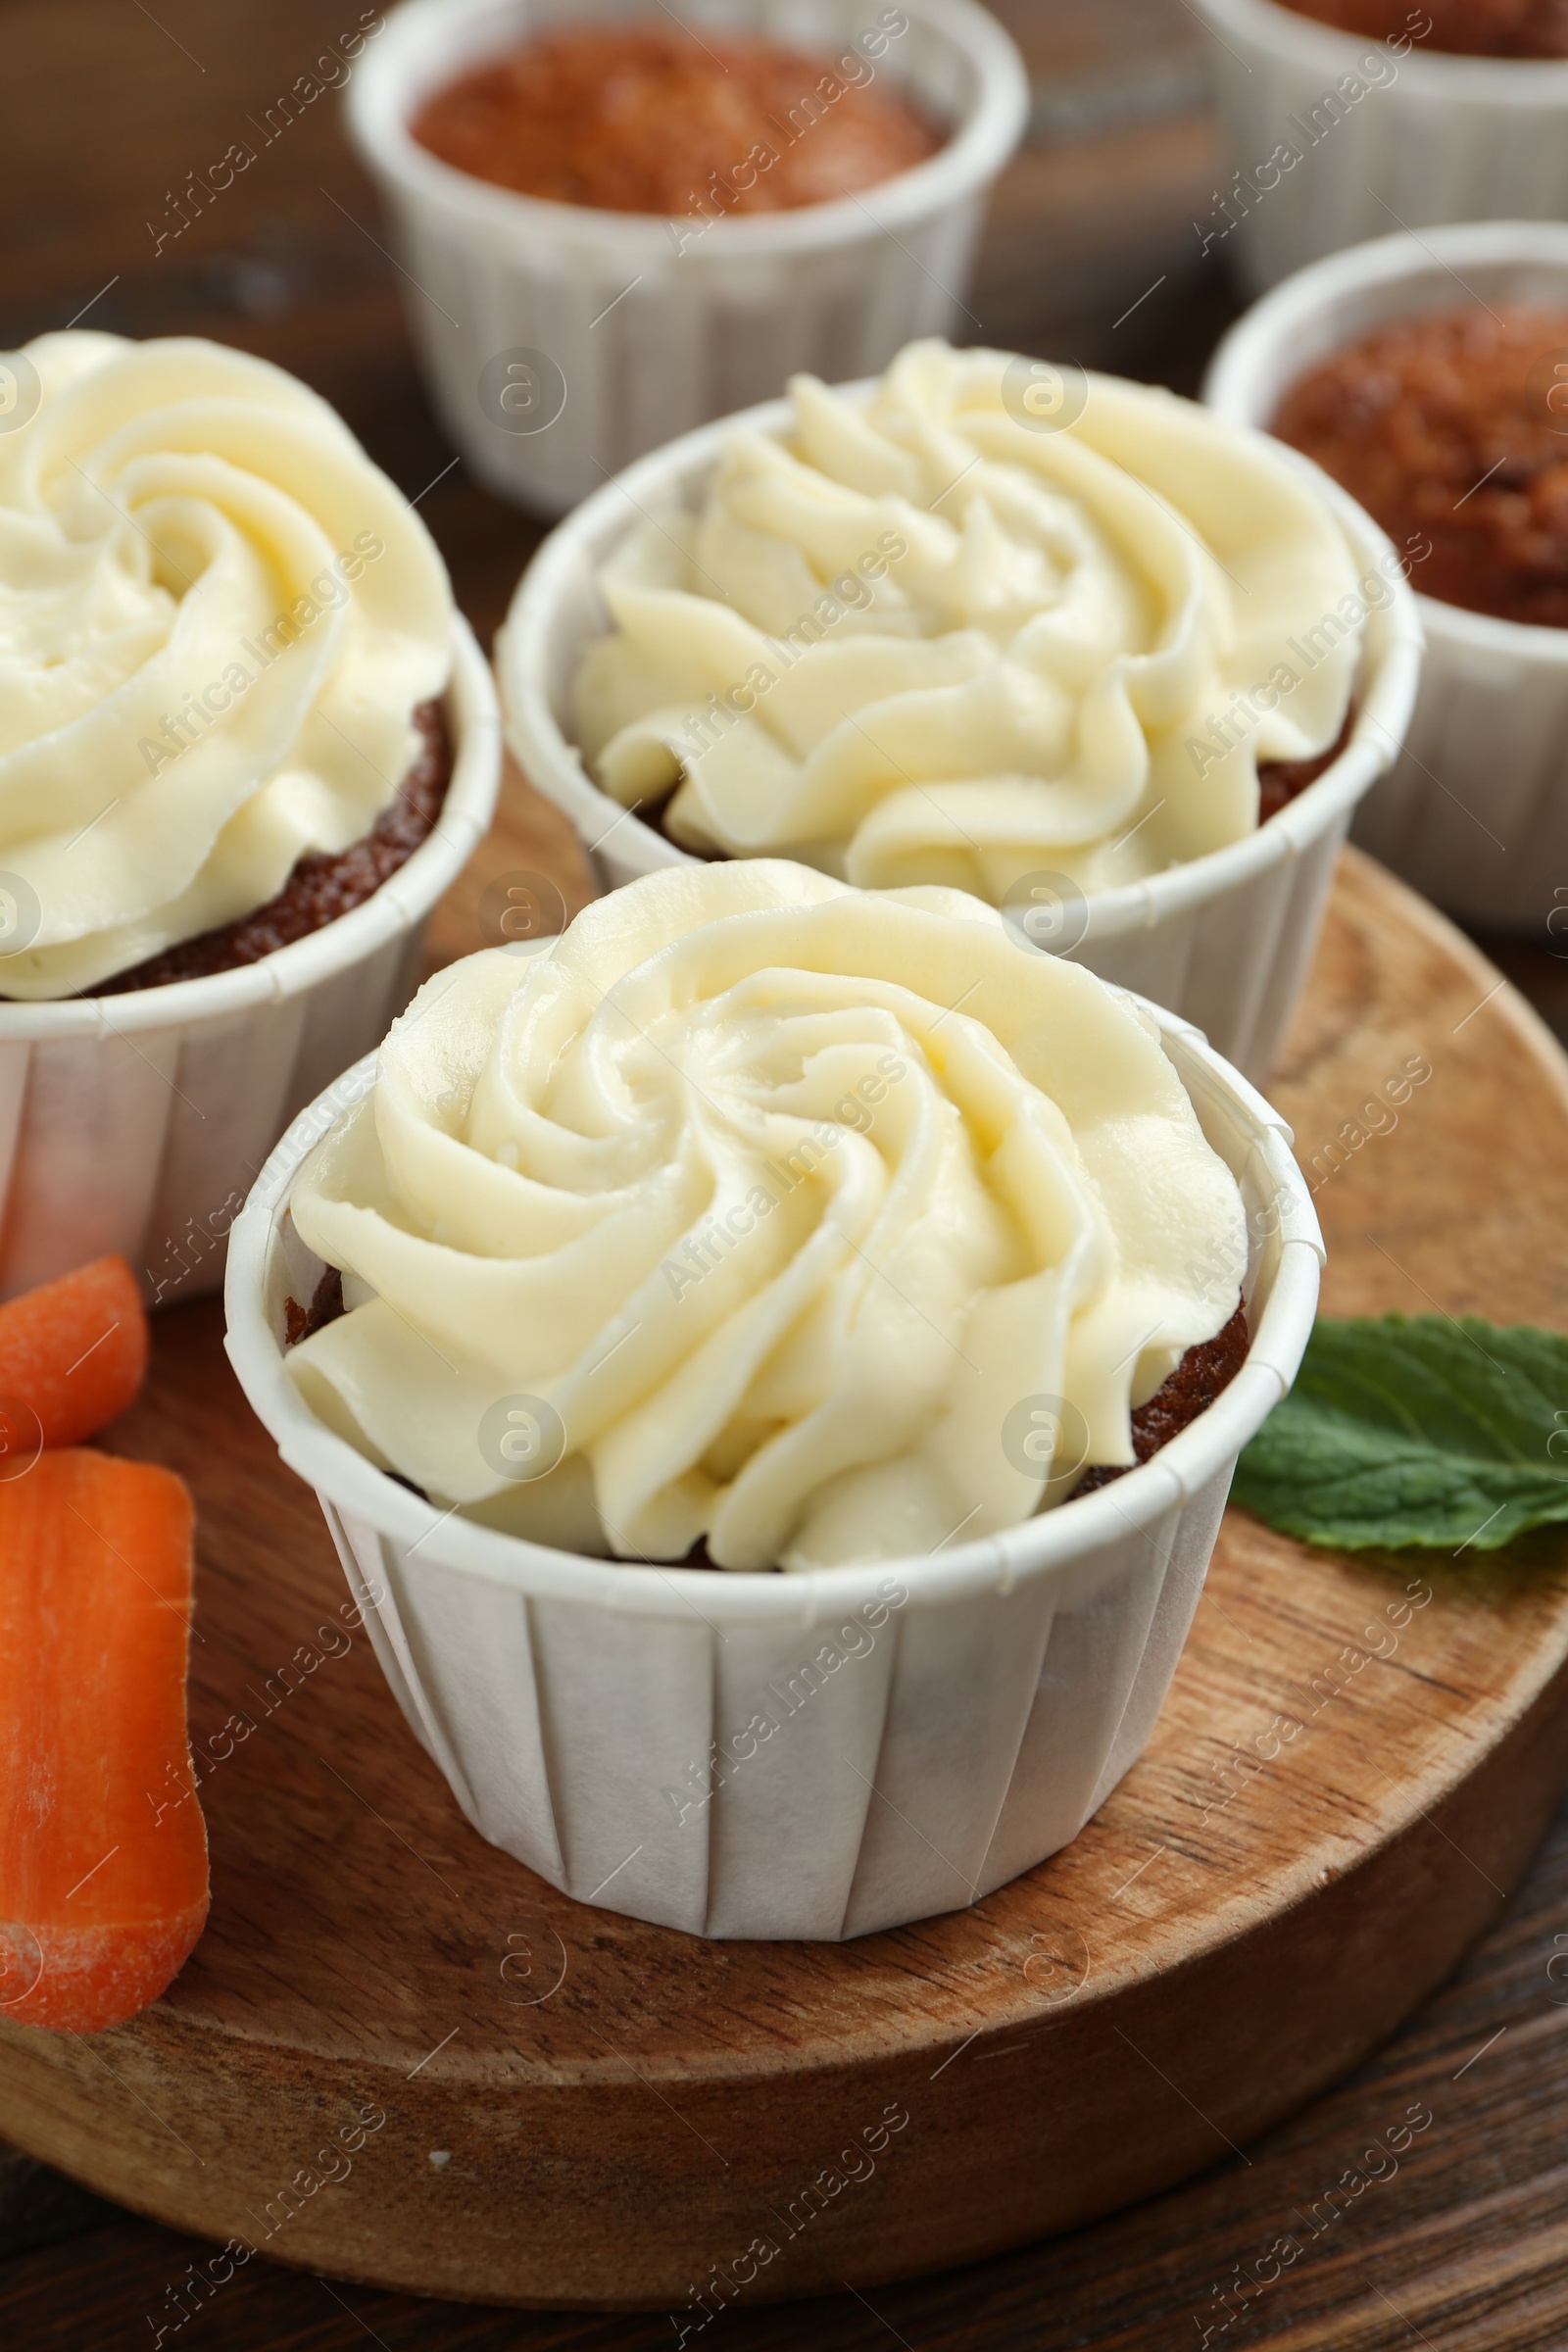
[411,24,942,216]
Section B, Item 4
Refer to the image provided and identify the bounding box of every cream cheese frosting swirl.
[0,330,453,998]
[572,338,1368,898]
[285,861,1248,1573]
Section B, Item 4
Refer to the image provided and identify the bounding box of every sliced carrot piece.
[0,1255,148,1463]
[0,1449,208,2033]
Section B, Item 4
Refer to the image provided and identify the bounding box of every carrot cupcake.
[0,329,499,1300]
[226,856,1321,1935]
[0,331,455,998]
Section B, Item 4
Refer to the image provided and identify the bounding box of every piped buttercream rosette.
[284,861,1248,1573]
[573,338,1372,900]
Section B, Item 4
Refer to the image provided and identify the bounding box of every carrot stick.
[0,1256,148,1463]
[0,1450,208,2033]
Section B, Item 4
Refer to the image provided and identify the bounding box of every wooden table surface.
[7,2,1568,2344]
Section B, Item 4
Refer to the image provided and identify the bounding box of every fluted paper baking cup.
[1204,221,1568,930]
[0,617,501,1305]
[1192,0,1568,293]
[344,0,1029,516]
[223,1004,1323,1942]
[497,386,1422,1085]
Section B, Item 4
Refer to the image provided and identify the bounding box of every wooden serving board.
[1,842,1567,2315]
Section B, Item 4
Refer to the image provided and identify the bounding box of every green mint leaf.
[1232,1315,1568,1552]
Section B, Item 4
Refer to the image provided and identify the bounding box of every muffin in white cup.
[499,338,1422,1083]
[1191,0,1568,291]
[344,0,1029,515]
[1204,220,1568,929]
[0,330,501,1301]
[224,858,1322,1939]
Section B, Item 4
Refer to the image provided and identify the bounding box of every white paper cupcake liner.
[1204,221,1568,930]
[1191,0,1568,292]
[496,385,1422,1084]
[0,617,501,1305]
[223,1005,1323,1942]
[344,0,1029,516]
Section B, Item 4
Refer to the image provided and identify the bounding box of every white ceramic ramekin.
[497,384,1423,1085]
[0,619,501,1306]
[344,0,1029,516]
[223,1002,1322,1942]
[1204,222,1568,930]
[1192,0,1568,292]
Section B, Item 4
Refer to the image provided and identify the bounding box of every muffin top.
[570,341,1373,904]
[1272,303,1568,628]
[0,332,452,999]
[1273,0,1568,57]
[410,24,940,216]
[285,860,1248,1574]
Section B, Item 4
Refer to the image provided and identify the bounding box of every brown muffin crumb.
[1074,1303,1250,1495]
[1273,304,1568,627]
[283,1266,345,1350]
[1274,0,1568,56]
[411,25,941,217]
[1257,708,1355,823]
